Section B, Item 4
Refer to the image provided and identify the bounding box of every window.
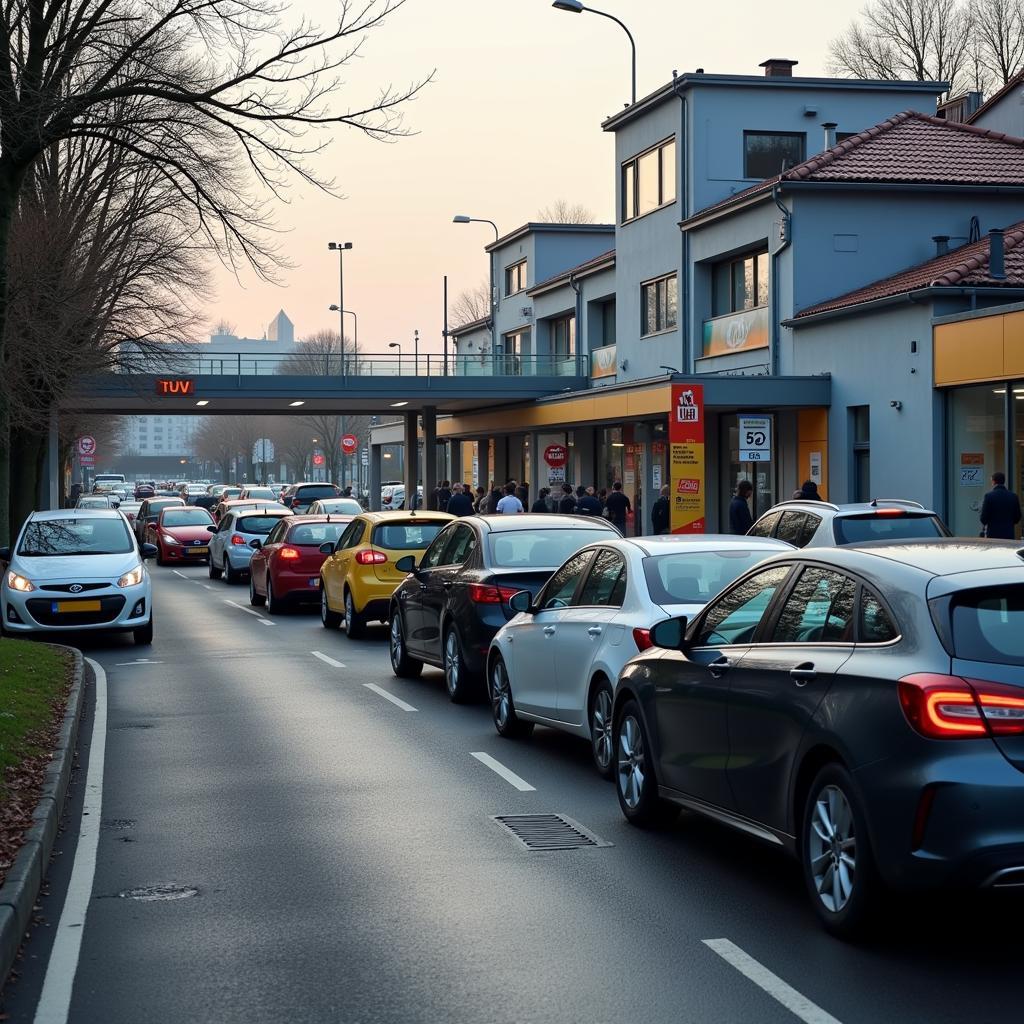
[697,565,791,646]
[338,520,365,550]
[502,328,530,373]
[288,523,347,546]
[541,551,594,609]
[621,137,676,222]
[851,406,870,503]
[371,522,445,550]
[860,589,898,643]
[644,549,779,605]
[18,517,134,556]
[442,524,477,565]
[551,316,575,360]
[712,252,769,316]
[489,528,611,568]
[600,300,616,346]
[744,131,805,178]
[578,549,627,607]
[236,515,286,535]
[776,511,821,548]
[749,510,782,539]
[266,521,288,545]
[641,274,678,336]
[771,567,857,644]
[951,585,1024,667]
[505,260,527,296]
[421,526,453,568]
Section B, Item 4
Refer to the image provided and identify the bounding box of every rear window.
[163,509,214,527]
[488,528,613,568]
[834,513,946,545]
[643,549,781,605]
[288,523,348,545]
[296,486,340,500]
[371,522,445,550]
[236,515,287,535]
[951,586,1024,667]
[244,488,277,499]
[315,499,362,515]
[148,499,183,515]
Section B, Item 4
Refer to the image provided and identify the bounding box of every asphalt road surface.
[2,563,1021,1023]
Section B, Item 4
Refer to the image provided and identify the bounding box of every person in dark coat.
[651,485,670,535]
[575,486,602,516]
[437,480,452,513]
[980,471,1021,539]
[531,487,551,513]
[799,479,823,501]
[446,483,474,517]
[729,480,754,535]
[558,483,576,514]
[604,481,631,533]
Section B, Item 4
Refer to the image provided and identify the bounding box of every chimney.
[760,58,798,78]
[989,228,1006,279]
[822,122,838,148]
[932,235,950,256]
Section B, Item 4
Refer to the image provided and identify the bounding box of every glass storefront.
[720,414,777,530]
[947,384,1008,537]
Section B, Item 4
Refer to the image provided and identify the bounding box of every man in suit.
[980,472,1021,539]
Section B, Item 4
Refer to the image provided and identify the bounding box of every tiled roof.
[794,221,1024,319]
[528,248,616,295]
[684,111,1024,224]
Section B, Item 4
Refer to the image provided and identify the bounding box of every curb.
[0,646,85,987]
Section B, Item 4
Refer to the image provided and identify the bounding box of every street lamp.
[328,240,353,487]
[453,215,500,367]
[389,341,402,375]
[328,305,358,355]
[552,0,637,105]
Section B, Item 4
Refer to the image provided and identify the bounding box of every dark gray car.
[612,539,1024,937]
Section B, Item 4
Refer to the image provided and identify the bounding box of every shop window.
[948,384,1007,536]
[622,137,676,222]
[641,274,678,336]
[744,131,805,178]
[851,406,870,502]
[712,252,768,316]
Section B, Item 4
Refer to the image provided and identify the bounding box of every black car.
[388,515,621,702]
[282,482,342,514]
[134,484,155,500]
[612,539,1024,937]
[134,497,184,544]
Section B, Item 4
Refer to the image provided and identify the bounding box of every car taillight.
[355,549,388,565]
[468,583,520,604]
[898,673,1024,739]
[279,546,301,560]
[230,534,247,546]
[633,627,653,651]
[873,509,906,517]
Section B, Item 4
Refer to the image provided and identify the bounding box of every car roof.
[31,508,126,520]
[471,514,621,534]
[758,499,938,517]
[356,510,453,523]
[629,534,795,556]
[825,537,1024,575]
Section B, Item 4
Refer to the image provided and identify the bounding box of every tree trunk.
[0,168,18,543]
[9,425,44,534]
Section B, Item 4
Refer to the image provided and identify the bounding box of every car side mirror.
[508,590,533,614]
[249,539,262,550]
[319,542,335,556]
[140,543,158,560]
[650,616,689,651]
[206,525,217,533]
[395,554,417,573]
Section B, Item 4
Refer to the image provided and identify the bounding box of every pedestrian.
[652,484,670,535]
[474,486,487,513]
[558,483,576,514]
[496,482,524,514]
[437,480,452,512]
[605,481,631,533]
[799,479,823,501]
[531,487,551,513]
[516,483,529,508]
[980,471,1022,539]
[343,485,353,498]
[729,480,754,535]
[483,486,503,514]
[575,485,602,516]
[446,483,475,517]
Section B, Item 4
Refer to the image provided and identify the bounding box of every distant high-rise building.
[267,309,294,344]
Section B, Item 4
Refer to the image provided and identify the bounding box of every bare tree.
[536,199,596,224]
[974,0,1024,85]
[449,279,491,328]
[212,319,238,337]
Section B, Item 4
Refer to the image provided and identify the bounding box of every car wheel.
[443,626,476,703]
[389,612,423,679]
[589,680,615,780]
[802,764,880,939]
[615,699,678,827]
[156,547,166,567]
[321,584,342,629]
[224,558,239,584]
[489,654,533,738]
[249,573,265,607]
[133,614,154,646]
[266,577,285,615]
[208,555,222,580]
[344,589,365,639]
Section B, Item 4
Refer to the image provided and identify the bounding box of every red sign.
[669,383,705,534]
[155,378,195,396]
[79,455,95,466]
[341,434,358,455]
[543,444,568,468]
[77,435,96,456]
[312,454,325,467]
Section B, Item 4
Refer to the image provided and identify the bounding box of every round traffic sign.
[312,454,325,467]
[341,434,358,455]
[543,444,567,468]
[78,435,97,457]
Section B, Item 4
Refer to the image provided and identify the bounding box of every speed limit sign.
[738,416,771,462]
[77,435,97,457]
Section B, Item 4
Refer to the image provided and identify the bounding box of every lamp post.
[389,341,402,376]
[328,306,358,359]
[328,240,352,487]
[453,215,500,371]
[552,0,637,105]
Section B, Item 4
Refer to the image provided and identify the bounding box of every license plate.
[54,600,101,613]
[309,578,320,587]
[187,547,209,555]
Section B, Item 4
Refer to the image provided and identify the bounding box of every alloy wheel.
[592,689,613,771]
[617,715,646,810]
[808,784,857,913]
[390,616,404,668]
[491,659,511,729]
[321,588,329,623]
[345,592,353,632]
[444,631,459,695]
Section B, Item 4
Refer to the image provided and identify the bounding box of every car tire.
[614,699,678,827]
[589,679,615,780]
[389,611,423,679]
[801,764,881,939]
[133,614,154,646]
[443,626,474,703]
[489,653,533,738]
[344,590,366,639]
[224,558,239,584]
[208,554,222,579]
[156,547,166,567]
[249,574,266,607]
[321,584,342,629]
[266,577,285,615]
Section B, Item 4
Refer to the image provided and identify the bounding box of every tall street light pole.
[452,215,500,370]
[328,240,353,489]
[552,0,637,105]
[328,306,358,355]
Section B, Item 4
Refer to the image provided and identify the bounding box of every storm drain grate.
[492,814,612,852]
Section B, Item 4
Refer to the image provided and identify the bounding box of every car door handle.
[708,656,731,679]
[543,626,556,636]
[587,626,603,636]
[791,664,817,685]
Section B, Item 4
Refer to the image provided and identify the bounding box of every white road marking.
[34,658,108,1024]
[363,683,417,711]
[311,651,346,669]
[470,752,536,792]
[172,570,189,579]
[114,659,164,667]
[702,939,844,1024]
[202,585,216,591]
[223,600,264,618]
[257,619,276,626]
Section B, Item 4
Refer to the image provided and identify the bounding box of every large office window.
[744,131,805,178]
[712,251,769,316]
[504,260,527,296]
[551,315,575,360]
[641,274,678,336]
[621,137,676,222]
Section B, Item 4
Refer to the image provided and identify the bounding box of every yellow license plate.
[187,547,209,555]
[56,600,101,613]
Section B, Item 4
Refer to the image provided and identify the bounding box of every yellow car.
[320,510,453,638]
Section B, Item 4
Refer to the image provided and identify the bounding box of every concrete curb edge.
[0,645,86,988]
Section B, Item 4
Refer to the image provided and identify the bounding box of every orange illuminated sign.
[156,378,195,396]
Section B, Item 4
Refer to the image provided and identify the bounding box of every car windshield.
[19,517,134,556]
[834,513,946,544]
[315,499,362,515]
[297,486,339,501]
[371,522,445,550]
[488,528,613,568]
[951,585,1024,667]
[162,509,214,527]
[236,515,287,535]
[644,549,778,605]
[288,523,348,545]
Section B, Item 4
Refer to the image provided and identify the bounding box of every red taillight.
[873,509,906,517]
[633,627,653,651]
[899,673,1024,739]
[355,549,388,565]
[279,546,300,560]
[469,583,521,604]
[230,534,246,546]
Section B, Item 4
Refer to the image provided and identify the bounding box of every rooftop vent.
[990,228,1006,279]
[822,122,838,148]
[760,58,798,77]
[932,235,950,256]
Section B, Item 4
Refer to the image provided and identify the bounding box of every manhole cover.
[492,813,612,851]
[118,884,198,902]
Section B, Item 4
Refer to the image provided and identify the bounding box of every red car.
[147,506,216,565]
[248,515,352,613]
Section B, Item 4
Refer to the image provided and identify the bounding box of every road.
[1,563,1021,1023]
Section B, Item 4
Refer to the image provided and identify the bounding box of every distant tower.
[267,309,294,344]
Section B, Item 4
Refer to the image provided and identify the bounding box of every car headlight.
[161,533,178,545]
[6,571,34,593]
[117,565,145,588]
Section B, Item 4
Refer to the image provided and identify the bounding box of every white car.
[77,494,119,509]
[307,498,363,516]
[208,507,292,583]
[487,534,793,777]
[0,509,156,644]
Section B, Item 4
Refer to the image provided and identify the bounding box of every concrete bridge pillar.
[369,444,382,511]
[403,413,418,508]
[422,406,437,509]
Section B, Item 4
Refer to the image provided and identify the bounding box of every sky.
[207,0,871,353]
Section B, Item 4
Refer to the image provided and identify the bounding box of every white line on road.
[34,658,108,1024]
[470,752,536,792]
[311,651,346,669]
[223,600,264,618]
[702,939,844,1024]
[202,585,216,591]
[114,659,164,667]
[363,683,417,711]
[257,619,276,626]
[172,570,189,579]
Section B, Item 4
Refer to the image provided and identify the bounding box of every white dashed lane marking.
[311,651,346,669]
[363,683,417,711]
[470,752,536,792]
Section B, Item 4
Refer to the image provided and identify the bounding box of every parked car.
[134,497,185,543]
[609,538,1024,937]
[748,498,950,547]
[282,483,342,513]
[147,506,216,565]
[207,507,292,583]
[239,486,279,502]
[320,511,453,637]
[77,494,118,510]
[383,485,423,510]
[307,498,363,516]
[390,514,621,701]
[0,509,156,644]
[488,534,793,771]
[248,515,353,612]
[178,483,208,503]
[212,497,287,523]
[134,484,155,500]
[118,501,142,528]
